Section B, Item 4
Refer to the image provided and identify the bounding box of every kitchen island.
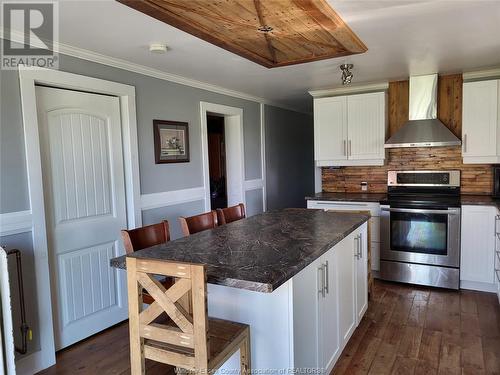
[111,208,369,373]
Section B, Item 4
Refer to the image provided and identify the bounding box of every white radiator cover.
[0,247,16,374]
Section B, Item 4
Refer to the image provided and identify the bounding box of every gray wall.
[265,105,314,209]
[0,41,262,213]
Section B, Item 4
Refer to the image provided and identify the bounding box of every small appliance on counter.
[379,170,461,289]
[493,166,500,199]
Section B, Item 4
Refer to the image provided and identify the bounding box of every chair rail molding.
[0,210,33,237]
[140,187,206,211]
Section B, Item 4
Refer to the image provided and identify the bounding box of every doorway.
[18,67,140,374]
[36,86,129,350]
[207,115,228,209]
[200,102,245,212]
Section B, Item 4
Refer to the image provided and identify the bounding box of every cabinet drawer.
[307,200,381,217]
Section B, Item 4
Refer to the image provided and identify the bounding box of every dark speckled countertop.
[110,208,369,293]
[460,195,500,210]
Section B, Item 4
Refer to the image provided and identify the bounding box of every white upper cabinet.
[313,92,386,167]
[347,93,386,162]
[314,96,348,162]
[462,79,500,164]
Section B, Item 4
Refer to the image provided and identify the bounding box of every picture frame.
[153,120,190,164]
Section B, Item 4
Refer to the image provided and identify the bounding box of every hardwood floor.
[332,280,500,375]
[37,280,500,375]
[37,322,174,375]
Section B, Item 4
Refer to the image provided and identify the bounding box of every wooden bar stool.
[179,211,218,236]
[121,221,173,305]
[126,258,250,374]
[216,203,246,225]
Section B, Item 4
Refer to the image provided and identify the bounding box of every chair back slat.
[216,203,246,225]
[121,221,170,254]
[126,257,208,371]
[179,211,218,236]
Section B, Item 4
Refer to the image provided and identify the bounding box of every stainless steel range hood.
[384,74,462,148]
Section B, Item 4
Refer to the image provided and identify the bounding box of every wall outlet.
[361,182,368,191]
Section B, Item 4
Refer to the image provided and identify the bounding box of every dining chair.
[179,211,218,236]
[216,203,246,225]
[121,221,173,305]
[126,257,250,374]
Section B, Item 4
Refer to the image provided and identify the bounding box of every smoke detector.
[149,43,168,54]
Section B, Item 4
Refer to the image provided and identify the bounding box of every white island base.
[208,222,368,374]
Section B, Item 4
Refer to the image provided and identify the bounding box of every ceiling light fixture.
[340,63,354,85]
[149,43,168,54]
[257,25,273,33]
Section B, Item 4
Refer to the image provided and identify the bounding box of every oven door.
[380,205,460,267]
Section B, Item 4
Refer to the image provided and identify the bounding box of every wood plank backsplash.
[322,74,494,195]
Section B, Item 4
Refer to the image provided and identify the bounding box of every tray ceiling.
[117,0,367,68]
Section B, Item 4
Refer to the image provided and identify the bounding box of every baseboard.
[460,280,497,293]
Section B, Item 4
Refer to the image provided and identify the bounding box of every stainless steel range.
[380,170,461,289]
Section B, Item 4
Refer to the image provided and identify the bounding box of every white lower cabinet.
[495,210,500,303]
[293,223,368,373]
[307,200,381,271]
[461,205,498,292]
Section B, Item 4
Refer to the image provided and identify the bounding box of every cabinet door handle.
[343,140,347,156]
[318,265,325,298]
[348,140,352,157]
[354,236,359,259]
[463,134,467,153]
[324,261,329,294]
[495,215,500,236]
[358,234,363,259]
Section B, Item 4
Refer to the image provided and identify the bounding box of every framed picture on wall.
[153,120,190,163]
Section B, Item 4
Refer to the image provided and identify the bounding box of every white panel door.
[36,86,128,350]
[347,92,385,161]
[461,205,496,284]
[462,80,498,157]
[314,97,347,162]
[337,231,356,344]
[355,225,368,323]
[320,249,340,372]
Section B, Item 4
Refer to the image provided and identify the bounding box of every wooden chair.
[216,203,246,225]
[121,221,173,305]
[179,211,218,236]
[126,257,250,374]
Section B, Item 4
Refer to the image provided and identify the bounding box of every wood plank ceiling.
[117,0,368,68]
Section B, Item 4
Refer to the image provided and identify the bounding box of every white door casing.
[200,102,245,211]
[36,86,129,350]
[18,67,140,374]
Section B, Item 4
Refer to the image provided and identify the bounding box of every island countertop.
[110,208,369,293]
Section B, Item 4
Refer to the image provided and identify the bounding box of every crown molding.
[308,82,389,98]
[1,28,306,113]
[463,67,500,81]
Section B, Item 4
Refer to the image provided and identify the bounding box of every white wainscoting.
[140,187,206,211]
[0,210,33,236]
[244,178,264,191]
[140,181,266,213]
[0,182,267,236]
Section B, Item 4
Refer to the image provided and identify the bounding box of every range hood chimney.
[384,74,462,148]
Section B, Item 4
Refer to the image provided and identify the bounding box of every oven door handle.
[380,207,459,215]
